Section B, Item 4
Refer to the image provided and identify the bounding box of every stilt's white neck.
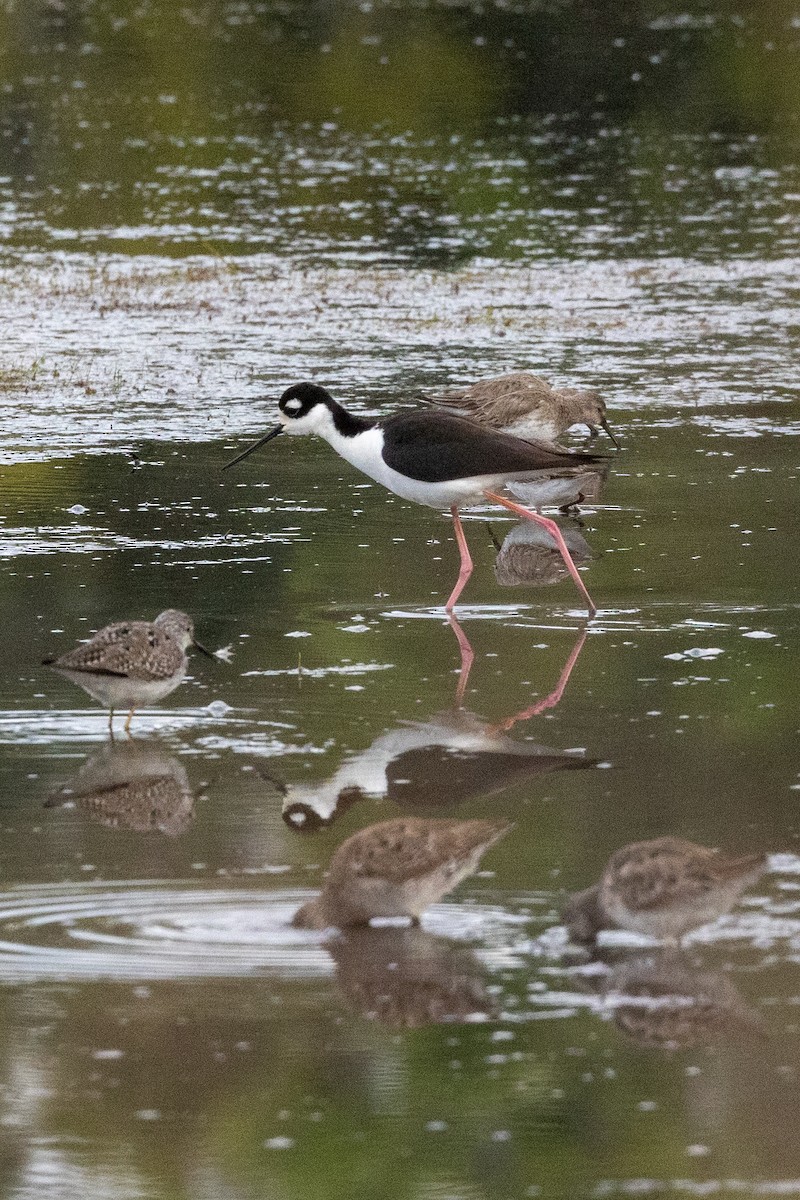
[318,424,387,484]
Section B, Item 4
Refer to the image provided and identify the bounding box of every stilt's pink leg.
[489,627,588,732]
[445,506,473,611]
[483,490,597,617]
[447,614,475,707]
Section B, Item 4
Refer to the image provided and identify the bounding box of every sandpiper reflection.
[599,949,765,1049]
[490,520,595,589]
[327,925,496,1029]
[280,625,593,831]
[293,816,511,929]
[44,741,196,836]
[564,836,767,947]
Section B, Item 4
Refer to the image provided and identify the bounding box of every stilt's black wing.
[380,412,605,484]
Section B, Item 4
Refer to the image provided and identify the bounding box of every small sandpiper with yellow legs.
[44,609,213,736]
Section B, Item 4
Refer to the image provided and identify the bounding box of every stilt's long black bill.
[600,417,620,449]
[223,424,283,470]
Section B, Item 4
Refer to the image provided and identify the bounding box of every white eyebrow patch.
[284,399,302,413]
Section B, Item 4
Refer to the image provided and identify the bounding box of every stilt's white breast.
[322,426,495,509]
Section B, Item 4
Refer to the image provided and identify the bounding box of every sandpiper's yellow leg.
[124,708,135,736]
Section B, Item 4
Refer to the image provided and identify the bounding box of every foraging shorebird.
[422,371,620,446]
[224,382,605,615]
[564,836,766,946]
[44,609,213,735]
[292,816,511,929]
[44,742,196,836]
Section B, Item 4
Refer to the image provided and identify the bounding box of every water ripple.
[0,882,521,984]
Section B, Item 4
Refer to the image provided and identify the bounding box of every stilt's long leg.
[445,506,473,611]
[483,490,597,617]
[489,627,588,732]
[447,614,475,707]
[108,708,115,740]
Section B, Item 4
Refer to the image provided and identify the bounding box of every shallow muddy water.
[1,2,800,1198]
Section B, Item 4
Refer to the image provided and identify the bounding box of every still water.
[1,1,800,1198]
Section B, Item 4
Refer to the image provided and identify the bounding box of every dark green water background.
[0,2,799,1197]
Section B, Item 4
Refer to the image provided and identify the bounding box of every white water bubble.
[665,647,724,661]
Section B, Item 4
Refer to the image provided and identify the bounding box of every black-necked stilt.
[564,837,766,947]
[422,370,620,446]
[224,382,607,615]
[43,610,214,735]
[291,816,511,928]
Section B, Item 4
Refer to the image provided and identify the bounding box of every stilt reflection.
[279,623,593,831]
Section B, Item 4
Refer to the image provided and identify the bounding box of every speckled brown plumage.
[44,609,208,732]
[602,837,765,916]
[51,615,189,681]
[564,836,766,945]
[423,371,614,443]
[293,816,511,929]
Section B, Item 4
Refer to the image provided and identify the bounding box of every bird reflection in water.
[599,949,765,1049]
[278,622,592,831]
[490,520,595,589]
[44,741,196,836]
[327,925,496,1029]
